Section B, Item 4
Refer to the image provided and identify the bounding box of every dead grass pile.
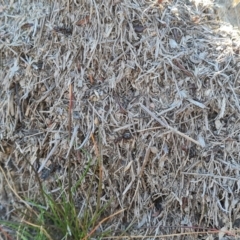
[1,0,240,239]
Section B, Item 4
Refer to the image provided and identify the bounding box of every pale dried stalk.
[140,103,203,147]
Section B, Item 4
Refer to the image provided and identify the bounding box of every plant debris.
[1,0,240,239]
[76,16,90,26]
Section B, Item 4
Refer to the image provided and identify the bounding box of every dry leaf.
[124,161,132,172]
[191,16,200,23]
[76,16,90,26]
[169,38,178,48]
[94,117,99,126]
[187,98,206,109]
[89,74,94,84]
[150,147,158,154]
[217,97,226,119]
[197,135,206,148]
[215,119,222,130]
[173,59,194,77]
[21,23,33,29]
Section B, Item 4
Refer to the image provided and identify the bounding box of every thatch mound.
[1,0,240,239]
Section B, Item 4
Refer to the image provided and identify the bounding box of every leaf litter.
[1,0,240,239]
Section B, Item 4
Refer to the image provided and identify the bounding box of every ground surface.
[1,0,240,239]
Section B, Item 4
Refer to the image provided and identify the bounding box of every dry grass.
[1,0,240,239]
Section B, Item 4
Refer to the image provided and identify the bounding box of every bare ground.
[1,0,240,239]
